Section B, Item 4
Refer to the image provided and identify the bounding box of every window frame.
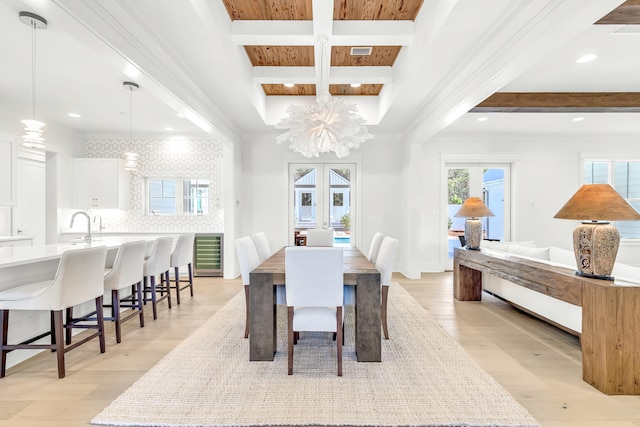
[583,158,640,239]
[146,177,210,216]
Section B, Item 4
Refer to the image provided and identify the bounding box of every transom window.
[147,178,209,215]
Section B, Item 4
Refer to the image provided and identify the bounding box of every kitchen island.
[0,236,163,371]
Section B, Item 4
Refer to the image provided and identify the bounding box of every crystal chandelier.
[19,11,47,150]
[275,94,373,158]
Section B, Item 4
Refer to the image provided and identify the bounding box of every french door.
[289,163,355,246]
[444,163,510,269]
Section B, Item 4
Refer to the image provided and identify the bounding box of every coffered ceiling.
[0,0,638,141]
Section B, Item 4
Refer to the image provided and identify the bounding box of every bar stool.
[143,236,173,320]
[103,240,147,343]
[170,233,195,305]
[0,246,108,379]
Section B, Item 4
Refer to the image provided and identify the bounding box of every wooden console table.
[453,247,640,395]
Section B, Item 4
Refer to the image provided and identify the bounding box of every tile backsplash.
[84,137,224,233]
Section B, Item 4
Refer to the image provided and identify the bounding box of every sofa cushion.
[481,240,536,252]
[508,245,550,261]
[549,247,577,268]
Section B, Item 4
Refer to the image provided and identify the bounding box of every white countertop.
[0,236,159,269]
[0,235,34,243]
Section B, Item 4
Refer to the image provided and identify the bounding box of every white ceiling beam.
[231,21,314,45]
[312,0,335,98]
[252,66,393,85]
[328,66,393,84]
[253,67,316,84]
[331,21,414,46]
[230,20,414,47]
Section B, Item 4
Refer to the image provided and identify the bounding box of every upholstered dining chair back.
[170,233,195,268]
[144,236,173,277]
[306,228,334,247]
[236,235,262,338]
[236,236,261,286]
[251,232,272,263]
[376,236,399,340]
[285,246,344,375]
[104,240,147,291]
[376,237,399,287]
[367,232,385,264]
[285,247,344,308]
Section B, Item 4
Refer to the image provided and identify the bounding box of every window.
[183,179,209,215]
[333,193,343,207]
[301,192,312,206]
[147,178,210,215]
[584,160,640,238]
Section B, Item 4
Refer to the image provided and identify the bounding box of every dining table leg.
[249,271,277,361]
[354,272,381,362]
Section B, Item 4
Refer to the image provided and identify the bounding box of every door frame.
[441,154,516,270]
[285,156,360,247]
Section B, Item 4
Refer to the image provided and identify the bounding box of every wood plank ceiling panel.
[333,0,424,20]
[221,0,424,96]
[222,0,312,20]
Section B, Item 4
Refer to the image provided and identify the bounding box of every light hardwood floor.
[1,273,639,426]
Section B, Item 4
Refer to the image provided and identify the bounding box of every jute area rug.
[92,285,540,427]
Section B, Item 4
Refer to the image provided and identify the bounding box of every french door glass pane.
[293,167,317,228]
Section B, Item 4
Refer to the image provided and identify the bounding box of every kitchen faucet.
[70,211,92,243]
[93,215,105,232]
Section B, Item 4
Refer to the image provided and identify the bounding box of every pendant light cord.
[30,19,36,119]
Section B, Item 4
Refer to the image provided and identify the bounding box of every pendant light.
[123,81,139,171]
[19,11,47,150]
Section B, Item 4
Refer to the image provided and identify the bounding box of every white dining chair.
[103,240,147,343]
[306,228,334,247]
[285,246,344,376]
[170,233,195,305]
[236,236,261,338]
[143,236,173,320]
[0,246,108,378]
[251,232,272,263]
[368,232,385,264]
[377,236,399,340]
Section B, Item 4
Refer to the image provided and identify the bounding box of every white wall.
[239,133,406,273]
[417,132,640,272]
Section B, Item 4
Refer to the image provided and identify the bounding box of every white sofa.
[479,240,640,335]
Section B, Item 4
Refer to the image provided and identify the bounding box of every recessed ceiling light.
[68,113,81,118]
[476,117,488,122]
[350,83,362,88]
[284,83,295,88]
[164,127,174,131]
[572,117,585,122]
[576,54,597,64]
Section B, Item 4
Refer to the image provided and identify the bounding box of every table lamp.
[454,197,495,250]
[554,184,640,280]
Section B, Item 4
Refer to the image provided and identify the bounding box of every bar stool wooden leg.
[65,307,73,345]
[165,271,172,309]
[136,281,145,328]
[95,296,106,353]
[112,289,122,343]
[150,276,158,320]
[174,267,181,305]
[53,310,65,379]
[0,310,8,378]
[188,263,194,297]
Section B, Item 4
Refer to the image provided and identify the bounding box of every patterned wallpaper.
[85,137,224,233]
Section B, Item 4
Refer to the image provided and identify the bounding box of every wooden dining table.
[249,246,381,362]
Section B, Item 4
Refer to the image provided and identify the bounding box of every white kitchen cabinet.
[73,158,130,209]
[0,134,17,207]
